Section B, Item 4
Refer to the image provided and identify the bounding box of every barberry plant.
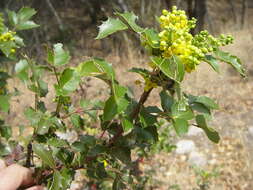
[0,6,245,190]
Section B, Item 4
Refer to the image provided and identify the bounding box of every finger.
[26,186,44,190]
[0,160,6,171]
[0,164,34,190]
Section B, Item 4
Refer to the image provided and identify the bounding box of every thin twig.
[130,88,153,121]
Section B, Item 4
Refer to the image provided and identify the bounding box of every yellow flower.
[103,160,108,167]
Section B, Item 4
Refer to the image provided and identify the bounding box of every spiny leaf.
[116,11,144,33]
[33,143,56,168]
[96,17,128,39]
[214,49,246,77]
[53,43,71,66]
[49,171,62,190]
[151,56,185,83]
[195,115,220,143]
[204,55,220,73]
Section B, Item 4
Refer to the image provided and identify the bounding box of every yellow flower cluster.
[0,31,15,42]
[159,6,203,72]
[0,31,16,54]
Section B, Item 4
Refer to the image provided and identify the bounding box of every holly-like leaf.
[15,7,39,30]
[33,143,56,168]
[55,68,80,96]
[214,49,246,77]
[142,28,160,48]
[172,118,189,135]
[195,115,220,143]
[122,118,133,133]
[194,96,219,110]
[49,171,62,190]
[129,67,150,78]
[16,21,39,30]
[116,12,144,33]
[151,56,185,83]
[204,55,220,73]
[103,95,128,121]
[17,7,37,22]
[171,100,194,121]
[95,17,128,39]
[160,90,174,112]
[52,43,71,66]
[7,10,18,26]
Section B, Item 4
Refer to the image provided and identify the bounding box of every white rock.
[248,127,253,136]
[175,140,196,154]
[188,151,207,167]
[187,126,203,136]
[56,130,78,144]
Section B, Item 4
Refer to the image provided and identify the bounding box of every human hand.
[0,160,43,190]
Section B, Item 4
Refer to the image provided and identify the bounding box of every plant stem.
[130,88,153,121]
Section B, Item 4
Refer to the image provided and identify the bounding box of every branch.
[130,88,153,121]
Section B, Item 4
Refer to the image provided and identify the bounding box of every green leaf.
[77,58,115,80]
[103,96,118,121]
[53,43,71,66]
[172,118,189,135]
[49,171,62,190]
[103,95,128,121]
[145,125,159,142]
[111,146,131,164]
[151,56,185,83]
[195,115,220,143]
[0,125,12,140]
[87,145,106,157]
[16,21,39,30]
[95,17,128,39]
[38,80,48,97]
[140,107,157,127]
[15,59,29,81]
[214,49,246,77]
[33,143,56,168]
[70,114,84,129]
[48,138,68,147]
[55,68,80,96]
[17,7,37,22]
[122,118,134,133]
[204,55,220,73]
[0,95,10,112]
[194,96,219,110]
[142,28,160,48]
[128,67,150,78]
[116,12,144,33]
[24,107,41,126]
[190,102,211,115]
[14,35,25,46]
[171,101,194,120]
[7,10,18,26]
[160,90,174,112]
